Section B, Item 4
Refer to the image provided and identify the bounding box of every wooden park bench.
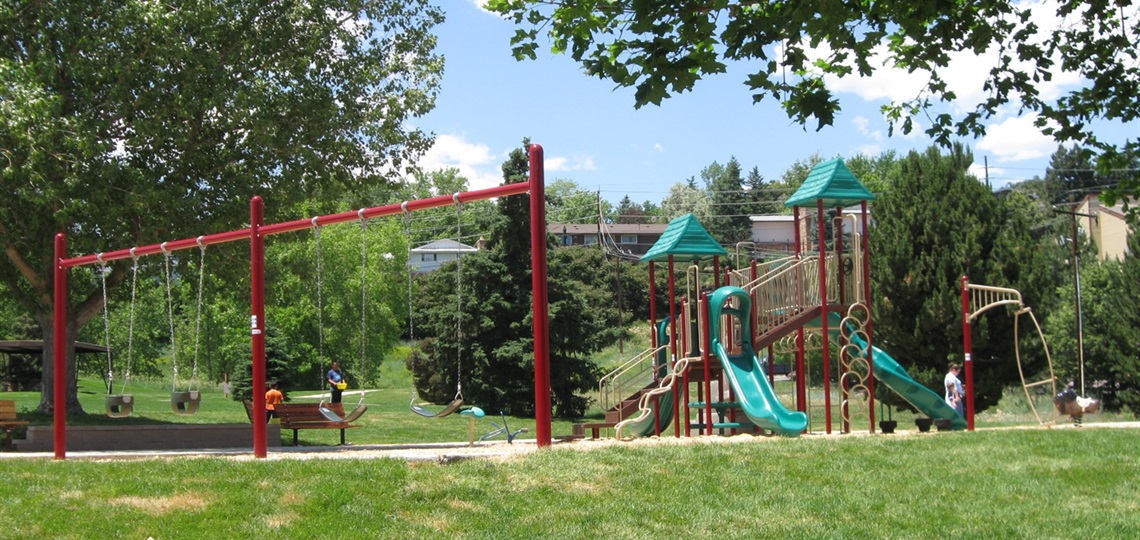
[244,401,362,446]
[0,400,29,450]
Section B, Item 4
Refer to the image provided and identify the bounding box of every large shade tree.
[487,0,1140,221]
[0,0,444,413]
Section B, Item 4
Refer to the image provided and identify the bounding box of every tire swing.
[99,251,135,418]
[408,198,465,419]
[312,215,369,423]
[162,242,204,416]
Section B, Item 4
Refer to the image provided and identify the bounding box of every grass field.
[2,339,1138,538]
[0,428,1137,538]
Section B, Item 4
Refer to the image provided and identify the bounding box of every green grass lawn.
[0,428,1137,538]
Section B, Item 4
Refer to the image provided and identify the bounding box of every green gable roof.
[640,214,728,263]
[784,158,876,208]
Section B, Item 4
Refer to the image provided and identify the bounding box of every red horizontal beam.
[61,181,531,269]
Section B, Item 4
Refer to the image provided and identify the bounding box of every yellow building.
[1076,195,1135,261]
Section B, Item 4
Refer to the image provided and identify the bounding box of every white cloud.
[976,114,1055,162]
[653,143,665,153]
[418,133,504,191]
[547,155,598,172]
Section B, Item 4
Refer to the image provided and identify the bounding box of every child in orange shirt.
[265,382,284,423]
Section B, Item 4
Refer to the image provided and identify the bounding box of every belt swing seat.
[405,198,471,419]
[312,214,370,424]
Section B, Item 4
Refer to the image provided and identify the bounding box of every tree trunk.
[36,313,85,415]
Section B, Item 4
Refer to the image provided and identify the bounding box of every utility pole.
[1054,203,1096,395]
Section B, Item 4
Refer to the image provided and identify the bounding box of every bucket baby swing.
[311,214,369,423]
[163,240,206,416]
[406,199,467,418]
[98,251,135,418]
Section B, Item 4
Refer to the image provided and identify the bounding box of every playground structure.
[960,279,1059,428]
[599,159,977,438]
[50,145,553,460]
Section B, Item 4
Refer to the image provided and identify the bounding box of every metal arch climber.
[50,144,553,460]
[961,278,1058,429]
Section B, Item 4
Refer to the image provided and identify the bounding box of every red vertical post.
[861,202,876,433]
[649,262,657,349]
[818,200,831,434]
[961,275,974,431]
[668,255,680,436]
[713,256,720,288]
[702,292,713,435]
[836,207,849,433]
[52,233,68,460]
[529,144,552,448]
[250,196,267,458]
[793,206,807,414]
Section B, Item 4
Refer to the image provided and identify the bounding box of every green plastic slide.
[837,315,966,429]
[708,287,808,437]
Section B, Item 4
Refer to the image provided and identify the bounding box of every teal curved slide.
[623,317,676,437]
[837,316,966,429]
[709,287,808,436]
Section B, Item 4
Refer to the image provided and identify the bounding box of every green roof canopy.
[784,158,876,208]
[640,214,728,263]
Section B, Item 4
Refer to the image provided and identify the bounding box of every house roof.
[410,239,478,253]
[548,223,668,235]
[640,213,728,262]
[784,158,876,208]
[0,340,108,354]
[750,215,795,222]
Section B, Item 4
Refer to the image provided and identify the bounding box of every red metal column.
[861,202,876,433]
[818,200,832,434]
[668,255,680,436]
[529,144,552,447]
[961,275,974,431]
[649,262,657,349]
[52,233,68,460]
[702,292,713,435]
[793,206,807,414]
[251,196,267,458]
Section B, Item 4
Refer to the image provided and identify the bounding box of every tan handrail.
[598,345,668,412]
[615,357,693,440]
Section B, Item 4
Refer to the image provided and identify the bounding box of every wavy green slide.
[709,287,808,436]
[837,315,966,429]
[622,318,676,437]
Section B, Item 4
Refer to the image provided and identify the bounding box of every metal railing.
[598,345,668,413]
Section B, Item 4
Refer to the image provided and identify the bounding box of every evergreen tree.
[744,166,782,217]
[870,144,1062,413]
[703,157,751,244]
[409,140,604,417]
[615,195,648,224]
[1045,145,1098,204]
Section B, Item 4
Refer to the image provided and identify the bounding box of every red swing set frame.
[51,145,553,459]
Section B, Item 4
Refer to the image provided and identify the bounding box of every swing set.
[405,198,468,419]
[51,144,553,460]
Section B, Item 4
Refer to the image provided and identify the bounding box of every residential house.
[547,223,668,256]
[409,239,479,273]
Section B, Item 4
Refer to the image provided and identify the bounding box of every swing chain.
[190,236,206,390]
[97,253,114,394]
[124,248,138,392]
[161,242,180,391]
[454,194,463,400]
[359,209,368,387]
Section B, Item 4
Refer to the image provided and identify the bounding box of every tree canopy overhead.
[1,0,444,413]
[486,0,1139,218]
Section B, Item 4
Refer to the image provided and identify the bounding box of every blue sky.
[413,1,1136,205]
